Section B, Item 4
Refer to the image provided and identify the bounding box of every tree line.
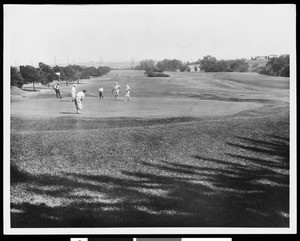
[134,54,289,77]
[11,63,111,90]
[259,54,289,77]
[134,57,249,73]
[135,59,184,72]
[196,56,249,72]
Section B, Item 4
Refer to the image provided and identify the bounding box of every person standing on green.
[99,85,104,99]
[125,83,130,101]
[71,84,76,102]
[54,82,62,99]
[112,82,120,99]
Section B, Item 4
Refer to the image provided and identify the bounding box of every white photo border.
[3,4,297,235]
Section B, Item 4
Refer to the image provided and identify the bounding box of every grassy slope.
[10,71,290,227]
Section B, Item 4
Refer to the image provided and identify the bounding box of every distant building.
[254,56,267,61]
[268,54,278,59]
[187,64,201,72]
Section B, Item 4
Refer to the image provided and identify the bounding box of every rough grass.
[10,109,289,227]
[10,70,290,227]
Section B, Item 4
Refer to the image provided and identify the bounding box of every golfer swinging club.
[112,82,120,99]
[74,89,87,114]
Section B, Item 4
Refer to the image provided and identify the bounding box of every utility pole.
[131,56,134,68]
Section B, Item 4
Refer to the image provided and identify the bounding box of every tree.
[156,59,168,71]
[70,65,85,82]
[229,59,249,72]
[261,54,289,77]
[171,59,183,71]
[279,55,290,77]
[63,65,77,85]
[52,65,66,83]
[200,55,218,72]
[79,70,90,80]
[11,66,24,88]
[217,60,230,72]
[199,56,248,72]
[156,59,183,71]
[38,62,56,86]
[19,65,40,91]
[86,66,101,77]
[135,60,156,71]
[98,66,111,75]
[194,65,198,72]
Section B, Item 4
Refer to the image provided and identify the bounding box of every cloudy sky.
[5,4,295,66]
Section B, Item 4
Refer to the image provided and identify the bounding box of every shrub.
[145,70,169,77]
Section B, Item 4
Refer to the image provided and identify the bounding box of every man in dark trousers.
[54,82,62,99]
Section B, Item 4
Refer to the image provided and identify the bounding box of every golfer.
[112,82,120,99]
[74,89,87,114]
[99,85,104,99]
[54,82,62,99]
[71,84,76,102]
[125,83,130,101]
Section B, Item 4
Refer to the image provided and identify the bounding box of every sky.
[4,4,296,66]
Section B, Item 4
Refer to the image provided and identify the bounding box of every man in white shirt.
[54,82,62,99]
[99,85,104,99]
[74,89,87,114]
[125,83,130,101]
[71,84,76,102]
[112,82,120,99]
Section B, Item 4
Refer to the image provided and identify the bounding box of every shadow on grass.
[11,164,34,184]
[60,112,77,115]
[11,116,202,132]
[22,89,40,92]
[10,134,289,228]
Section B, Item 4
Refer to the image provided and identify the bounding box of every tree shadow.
[10,134,289,228]
[11,164,34,184]
[60,112,77,115]
[22,89,40,92]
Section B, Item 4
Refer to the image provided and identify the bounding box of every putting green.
[11,96,262,119]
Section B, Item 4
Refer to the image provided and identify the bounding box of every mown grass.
[10,107,289,227]
[10,70,290,227]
